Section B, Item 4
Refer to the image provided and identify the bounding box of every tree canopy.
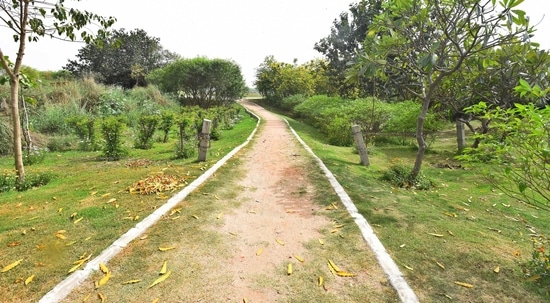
[147,57,247,108]
[64,28,178,88]
[352,0,532,179]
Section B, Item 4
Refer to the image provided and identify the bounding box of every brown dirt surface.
[60,100,399,303]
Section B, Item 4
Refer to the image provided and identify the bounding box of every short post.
[352,125,370,167]
[198,119,211,162]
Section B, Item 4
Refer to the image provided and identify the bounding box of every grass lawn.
[0,108,257,302]
[279,109,550,302]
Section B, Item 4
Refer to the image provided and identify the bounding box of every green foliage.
[458,102,550,209]
[97,88,127,116]
[64,28,178,88]
[46,135,75,152]
[173,112,197,159]
[159,110,175,143]
[254,56,315,103]
[148,57,247,108]
[66,115,98,151]
[100,116,128,160]
[0,120,12,156]
[524,234,550,294]
[134,114,160,149]
[0,170,55,193]
[382,163,433,190]
[281,94,307,112]
[30,103,81,135]
[23,148,46,166]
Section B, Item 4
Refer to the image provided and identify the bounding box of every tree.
[254,56,315,104]
[314,0,383,98]
[354,0,531,179]
[147,57,247,108]
[0,0,116,182]
[64,28,178,88]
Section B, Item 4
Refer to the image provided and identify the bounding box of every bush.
[47,135,76,152]
[100,116,128,160]
[0,120,12,156]
[67,115,99,151]
[382,164,433,190]
[134,114,160,149]
[281,94,307,112]
[524,234,550,294]
[159,110,175,143]
[0,170,55,193]
[23,148,46,165]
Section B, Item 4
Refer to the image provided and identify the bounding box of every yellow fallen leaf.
[99,263,109,274]
[428,233,444,237]
[192,215,199,219]
[82,293,91,302]
[100,193,111,198]
[327,262,337,275]
[319,239,324,245]
[454,281,474,288]
[333,224,344,228]
[275,239,285,246]
[65,241,77,246]
[90,191,98,196]
[404,265,414,271]
[122,279,141,284]
[98,292,105,302]
[287,263,293,275]
[1,259,23,272]
[55,233,66,240]
[98,271,111,287]
[336,270,356,277]
[436,261,445,270]
[328,259,341,272]
[331,203,338,209]
[73,217,83,224]
[158,246,175,252]
[159,261,168,275]
[447,230,455,236]
[256,247,264,256]
[24,274,35,285]
[57,208,63,213]
[494,266,500,273]
[151,299,159,303]
[217,212,223,219]
[294,255,304,263]
[318,276,324,286]
[107,198,117,204]
[214,194,219,200]
[148,270,171,288]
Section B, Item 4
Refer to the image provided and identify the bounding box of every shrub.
[100,116,128,160]
[66,115,99,151]
[47,135,75,152]
[524,234,550,294]
[134,114,160,149]
[0,170,55,193]
[23,148,46,165]
[382,164,433,190]
[174,114,197,160]
[281,94,307,112]
[0,120,12,156]
[159,110,175,143]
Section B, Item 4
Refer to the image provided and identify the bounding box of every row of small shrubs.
[287,95,445,147]
[0,170,55,193]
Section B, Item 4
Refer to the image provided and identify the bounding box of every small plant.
[382,163,433,190]
[174,114,197,159]
[23,148,46,165]
[134,113,160,149]
[47,135,75,152]
[100,116,128,160]
[524,234,550,295]
[0,170,55,192]
[67,115,98,151]
[159,110,175,143]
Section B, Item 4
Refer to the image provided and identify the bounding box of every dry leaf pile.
[127,175,188,195]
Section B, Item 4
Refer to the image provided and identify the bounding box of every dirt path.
[59,100,399,303]
[215,100,397,301]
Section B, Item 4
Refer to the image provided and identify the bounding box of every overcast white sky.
[1,0,548,86]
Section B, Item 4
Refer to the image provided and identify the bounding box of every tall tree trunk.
[456,118,466,153]
[9,76,25,181]
[411,99,430,179]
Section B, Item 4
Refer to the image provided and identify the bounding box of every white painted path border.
[284,119,420,303]
[39,109,261,303]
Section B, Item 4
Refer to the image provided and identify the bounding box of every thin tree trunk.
[9,77,25,181]
[411,99,430,179]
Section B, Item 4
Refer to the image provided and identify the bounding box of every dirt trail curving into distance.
[217,100,398,301]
